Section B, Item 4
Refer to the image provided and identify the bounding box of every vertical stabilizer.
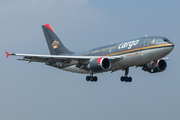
[42,24,73,55]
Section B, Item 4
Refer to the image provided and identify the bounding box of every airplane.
[5,24,174,82]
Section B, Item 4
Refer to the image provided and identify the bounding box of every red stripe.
[97,57,103,63]
[43,24,56,33]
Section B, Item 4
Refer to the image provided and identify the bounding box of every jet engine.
[142,59,167,73]
[87,57,111,72]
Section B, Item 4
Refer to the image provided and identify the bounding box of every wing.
[5,52,123,66]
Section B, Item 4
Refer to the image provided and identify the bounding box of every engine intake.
[87,57,111,72]
[143,59,167,73]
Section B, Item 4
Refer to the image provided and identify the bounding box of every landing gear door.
[143,38,150,49]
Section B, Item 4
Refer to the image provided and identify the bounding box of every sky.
[1,0,180,120]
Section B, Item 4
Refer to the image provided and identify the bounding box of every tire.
[86,76,90,81]
[129,77,132,82]
[90,76,94,82]
[121,76,124,82]
[124,77,128,82]
[93,76,97,82]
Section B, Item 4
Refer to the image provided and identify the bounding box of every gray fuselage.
[57,36,174,74]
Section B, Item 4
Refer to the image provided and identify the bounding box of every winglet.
[5,51,10,58]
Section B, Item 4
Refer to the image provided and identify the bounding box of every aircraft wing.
[5,52,123,64]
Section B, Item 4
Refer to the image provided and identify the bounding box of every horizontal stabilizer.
[5,51,10,58]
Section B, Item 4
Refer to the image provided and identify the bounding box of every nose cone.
[169,41,174,51]
[163,38,174,49]
[164,41,174,56]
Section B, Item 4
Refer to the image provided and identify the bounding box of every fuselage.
[55,36,174,74]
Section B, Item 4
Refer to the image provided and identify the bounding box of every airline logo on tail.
[151,39,155,44]
[52,40,59,49]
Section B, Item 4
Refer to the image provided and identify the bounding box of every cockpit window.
[163,39,170,42]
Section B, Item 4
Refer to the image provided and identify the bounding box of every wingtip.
[5,51,10,58]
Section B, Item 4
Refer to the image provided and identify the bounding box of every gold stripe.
[62,43,173,67]
[105,43,173,56]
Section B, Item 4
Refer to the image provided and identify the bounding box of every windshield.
[163,38,170,42]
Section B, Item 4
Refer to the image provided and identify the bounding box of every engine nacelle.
[87,57,111,72]
[142,60,167,73]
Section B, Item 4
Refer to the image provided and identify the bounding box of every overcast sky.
[1,0,180,120]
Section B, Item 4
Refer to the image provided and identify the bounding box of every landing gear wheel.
[127,77,130,82]
[120,76,132,82]
[121,76,124,82]
[86,70,98,82]
[124,77,128,82]
[129,77,132,82]
[120,68,132,82]
[86,76,90,81]
[93,76,97,82]
[90,76,94,82]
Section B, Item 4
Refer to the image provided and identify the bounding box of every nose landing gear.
[120,68,132,82]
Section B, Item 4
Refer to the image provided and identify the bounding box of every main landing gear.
[86,69,132,82]
[86,70,98,82]
[120,68,132,82]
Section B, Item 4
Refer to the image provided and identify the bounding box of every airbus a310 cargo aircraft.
[6,24,174,82]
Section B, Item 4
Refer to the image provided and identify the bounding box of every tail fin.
[42,24,74,55]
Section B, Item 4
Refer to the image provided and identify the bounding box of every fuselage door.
[143,38,150,49]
